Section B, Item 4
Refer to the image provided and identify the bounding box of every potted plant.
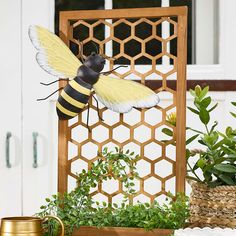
[38,148,189,236]
[164,85,236,228]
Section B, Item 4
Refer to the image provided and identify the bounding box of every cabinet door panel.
[22,0,57,215]
[0,0,22,218]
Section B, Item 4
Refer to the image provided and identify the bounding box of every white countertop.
[174,227,236,236]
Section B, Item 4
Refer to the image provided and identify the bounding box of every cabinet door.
[21,0,58,215]
[0,0,22,218]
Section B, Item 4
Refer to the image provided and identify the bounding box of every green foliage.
[185,85,236,187]
[38,148,189,235]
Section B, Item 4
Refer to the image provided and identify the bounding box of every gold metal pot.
[0,215,64,236]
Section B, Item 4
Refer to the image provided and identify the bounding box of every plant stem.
[186,127,204,135]
[186,162,202,183]
[205,124,210,135]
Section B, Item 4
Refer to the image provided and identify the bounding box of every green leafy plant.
[164,85,236,187]
[38,148,189,235]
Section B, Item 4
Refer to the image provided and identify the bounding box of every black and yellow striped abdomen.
[56,78,92,120]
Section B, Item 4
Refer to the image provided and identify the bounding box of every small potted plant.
[38,148,189,236]
[165,85,236,228]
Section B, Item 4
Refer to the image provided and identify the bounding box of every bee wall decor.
[29,25,160,130]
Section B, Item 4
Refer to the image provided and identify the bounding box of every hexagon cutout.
[93,22,105,41]
[73,24,89,41]
[68,175,77,192]
[144,142,162,161]
[123,142,140,156]
[156,20,177,40]
[68,141,78,160]
[156,56,174,74]
[165,177,176,194]
[156,91,174,109]
[166,144,176,161]
[68,116,78,127]
[135,21,152,39]
[133,194,150,204]
[114,56,131,66]
[123,178,140,193]
[92,125,109,143]
[82,108,99,126]
[92,193,108,205]
[81,142,98,160]
[145,39,162,57]
[111,40,121,57]
[145,73,162,81]
[123,108,141,126]
[155,160,173,178]
[102,178,119,194]
[135,57,152,73]
[71,159,88,175]
[69,40,79,56]
[114,22,131,40]
[89,183,98,195]
[102,142,119,151]
[136,159,151,178]
[113,125,130,143]
[71,125,88,143]
[112,193,126,207]
[103,109,120,126]
[124,39,141,57]
[155,125,174,143]
[134,125,151,143]
[155,194,169,206]
[144,107,162,126]
[83,41,100,56]
[144,177,161,195]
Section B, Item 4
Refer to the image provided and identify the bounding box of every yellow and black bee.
[29,25,160,123]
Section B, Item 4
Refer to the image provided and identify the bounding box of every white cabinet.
[0,0,22,217]
[0,0,57,218]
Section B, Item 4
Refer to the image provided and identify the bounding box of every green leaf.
[186,134,199,145]
[231,102,236,106]
[187,106,199,115]
[197,159,206,169]
[199,108,210,125]
[199,86,209,100]
[210,121,218,133]
[214,164,236,173]
[200,96,211,108]
[162,128,173,137]
[218,174,235,185]
[189,89,195,97]
[195,85,202,96]
[230,112,236,118]
[208,102,218,112]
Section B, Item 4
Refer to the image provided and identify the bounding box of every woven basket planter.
[189,182,236,228]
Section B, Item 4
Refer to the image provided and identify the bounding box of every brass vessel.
[0,215,64,236]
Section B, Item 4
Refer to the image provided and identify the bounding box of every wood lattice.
[58,7,187,205]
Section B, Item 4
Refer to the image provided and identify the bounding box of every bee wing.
[29,25,82,78]
[93,75,160,113]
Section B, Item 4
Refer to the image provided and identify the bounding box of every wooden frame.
[58,6,187,236]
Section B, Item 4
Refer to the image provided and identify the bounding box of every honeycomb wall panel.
[58,7,187,204]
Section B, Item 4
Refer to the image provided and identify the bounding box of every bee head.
[84,52,105,73]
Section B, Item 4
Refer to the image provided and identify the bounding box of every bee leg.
[86,104,91,133]
[92,95,104,121]
[101,65,128,75]
[40,79,69,86]
[37,88,63,101]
